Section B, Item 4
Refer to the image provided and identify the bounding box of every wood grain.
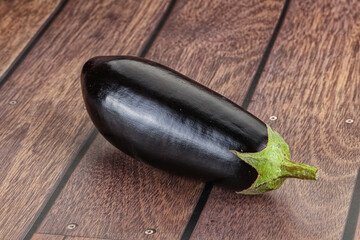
[0,0,169,239]
[36,0,284,239]
[31,233,65,240]
[191,0,360,239]
[0,0,62,80]
[31,234,108,240]
[147,0,284,102]
[37,136,202,239]
[65,237,109,240]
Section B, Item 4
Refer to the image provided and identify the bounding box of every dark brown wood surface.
[31,233,65,240]
[147,0,284,102]
[191,0,360,239]
[65,238,109,240]
[3,0,360,239]
[37,135,202,239]
[35,0,284,239]
[31,234,109,240]
[0,0,61,79]
[65,237,109,240]
[0,0,169,239]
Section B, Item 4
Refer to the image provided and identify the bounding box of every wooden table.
[1,0,359,239]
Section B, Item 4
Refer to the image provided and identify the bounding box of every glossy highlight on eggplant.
[81,56,318,194]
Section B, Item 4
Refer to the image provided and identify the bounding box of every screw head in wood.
[345,119,354,124]
[269,116,277,121]
[66,223,78,230]
[144,228,156,235]
[9,100,17,105]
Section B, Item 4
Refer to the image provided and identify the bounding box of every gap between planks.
[180,0,290,239]
[24,0,178,239]
[0,0,68,88]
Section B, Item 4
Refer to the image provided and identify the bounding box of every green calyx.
[230,125,318,195]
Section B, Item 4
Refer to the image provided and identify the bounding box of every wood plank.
[36,0,284,239]
[0,0,169,239]
[31,234,108,240]
[38,137,201,239]
[65,237,109,240]
[0,0,62,80]
[31,233,64,240]
[148,0,284,102]
[191,0,360,239]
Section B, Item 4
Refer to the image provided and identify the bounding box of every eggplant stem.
[231,124,319,195]
[282,161,319,180]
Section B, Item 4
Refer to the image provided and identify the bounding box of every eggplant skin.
[81,56,268,191]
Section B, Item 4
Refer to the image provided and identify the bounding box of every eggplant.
[81,56,318,194]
